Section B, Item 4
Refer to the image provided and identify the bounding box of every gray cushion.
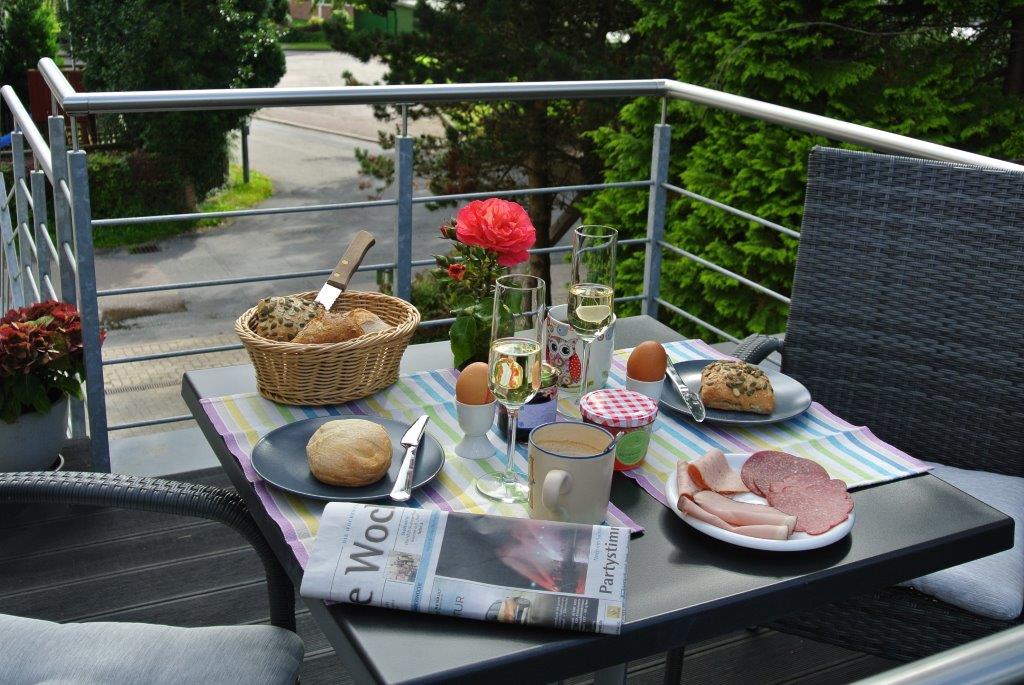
[0,614,303,685]
[899,463,1024,621]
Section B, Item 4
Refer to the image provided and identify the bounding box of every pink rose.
[455,199,536,266]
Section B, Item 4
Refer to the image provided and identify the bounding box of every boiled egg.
[455,362,495,404]
[626,341,668,382]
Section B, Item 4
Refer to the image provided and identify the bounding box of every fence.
[2,58,1020,472]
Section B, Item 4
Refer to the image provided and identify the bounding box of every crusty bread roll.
[699,360,774,414]
[253,295,322,342]
[292,308,390,344]
[306,419,393,486]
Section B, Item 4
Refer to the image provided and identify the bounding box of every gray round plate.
[660,360,812,425]
[251,416,445,502]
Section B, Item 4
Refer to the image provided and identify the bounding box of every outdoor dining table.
[181,315,1014,685]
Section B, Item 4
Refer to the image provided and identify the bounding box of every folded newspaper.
[301,502,629,634]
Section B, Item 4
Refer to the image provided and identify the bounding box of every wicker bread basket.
[235,290,420,405]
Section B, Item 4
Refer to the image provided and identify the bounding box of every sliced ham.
[693,490,796,535]
[675,460,703,510]
[731,524,791,540]
[740,450,829,497]
[679,497,790,540]
[687,448,748,494]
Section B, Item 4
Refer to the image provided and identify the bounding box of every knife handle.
[326,231,376,291]
[389,446,415,502]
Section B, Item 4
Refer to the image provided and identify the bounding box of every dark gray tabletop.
[182,316,1013,685]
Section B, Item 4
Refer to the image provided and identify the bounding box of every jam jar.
[498,362,558,443]
[580,388,659,471]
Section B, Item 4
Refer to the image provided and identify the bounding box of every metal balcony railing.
[2,56,1021,472]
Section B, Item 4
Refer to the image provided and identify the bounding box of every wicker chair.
[732,146,1024,662]
[0,471,301,682]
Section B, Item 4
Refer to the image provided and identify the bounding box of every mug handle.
[541,469,572,521]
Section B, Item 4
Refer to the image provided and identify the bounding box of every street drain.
[128,243,161,254]
[106,379,180,395]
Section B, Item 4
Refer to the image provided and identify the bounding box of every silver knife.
[389,415,430,502]
[315,231,376,309]
[666,361,706,423]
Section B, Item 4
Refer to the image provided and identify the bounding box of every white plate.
[664,453,854,552]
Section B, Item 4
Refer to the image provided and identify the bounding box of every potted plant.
[432,198,536,369]
[0,301,93,471]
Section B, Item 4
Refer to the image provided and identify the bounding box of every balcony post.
[394,131,414,302]
[30,171,50,298]
[642,123,671,317]
[10,132,35,303]
[67,151,111,472]
[49,116,87,439]
[0,174,23,310]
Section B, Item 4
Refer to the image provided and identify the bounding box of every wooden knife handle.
[326,231,376,291]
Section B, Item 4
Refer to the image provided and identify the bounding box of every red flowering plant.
[433,199,536,368]
[0,301,96,423]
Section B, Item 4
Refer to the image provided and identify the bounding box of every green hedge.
[87,151,195,248]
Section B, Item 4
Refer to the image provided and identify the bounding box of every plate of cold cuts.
[664,448,854,551]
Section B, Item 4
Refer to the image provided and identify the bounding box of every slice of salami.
[741,451,829,497]
[767,479,853,535]
[767,474,847,499]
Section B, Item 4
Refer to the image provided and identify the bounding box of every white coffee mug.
[545,304,616,393]
[528,422,616,525]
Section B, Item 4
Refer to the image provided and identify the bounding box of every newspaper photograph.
[301,503,629,634]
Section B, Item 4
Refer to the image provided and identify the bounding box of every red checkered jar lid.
[580,389,659,429]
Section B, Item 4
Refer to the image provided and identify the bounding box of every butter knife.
[315,230,376,309]
[666,361,706,423]
[389,415,430,502]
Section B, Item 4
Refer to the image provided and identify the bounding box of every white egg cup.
[455,400,497,460]
[626,374,665,403]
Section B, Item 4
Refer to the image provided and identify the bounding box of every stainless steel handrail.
[37,57,1024,172]
[0,86,53,181]
[851,624,1024,685]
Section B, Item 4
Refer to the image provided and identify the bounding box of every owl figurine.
[546,334,582,387]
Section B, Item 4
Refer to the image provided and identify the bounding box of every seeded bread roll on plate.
[699,360,775,414]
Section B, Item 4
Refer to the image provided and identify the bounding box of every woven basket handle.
[327,230,376,291]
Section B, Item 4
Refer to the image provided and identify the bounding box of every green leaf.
[449,314,478,368]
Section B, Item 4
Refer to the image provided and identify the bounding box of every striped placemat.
[200,369,643,568]
[610,340,931,507]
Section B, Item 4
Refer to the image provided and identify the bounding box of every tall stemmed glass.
[569,225,618,403]
[477,274,547,503]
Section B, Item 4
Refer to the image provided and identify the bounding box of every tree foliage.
[64,0,285,198]
[584,0,1024,340]
[325,0,652,290]
[0,0,59,130]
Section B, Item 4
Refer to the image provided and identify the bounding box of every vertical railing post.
[642,122,671,318]
[394,114,414,302]
[0,174,23,309]
[48,116,87,439]
[67,151,110,472]
[241,121,251,184]
[30,171,51,299]
[10,132,35,303]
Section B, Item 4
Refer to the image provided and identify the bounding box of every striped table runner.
[609,340,931,507]
[201,369,642,568]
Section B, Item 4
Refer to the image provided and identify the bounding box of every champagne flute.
[477,274,546,503]
[568,225,617,403]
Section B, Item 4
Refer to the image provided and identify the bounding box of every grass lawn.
[281,41,333,51]
[93,165,273,249]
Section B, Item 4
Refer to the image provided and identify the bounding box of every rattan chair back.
[783,147,1024,474]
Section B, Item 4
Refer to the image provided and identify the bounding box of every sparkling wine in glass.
[476,274,546,503]
[569,225,618,402]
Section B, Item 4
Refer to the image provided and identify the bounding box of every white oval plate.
[664,452,854,552]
